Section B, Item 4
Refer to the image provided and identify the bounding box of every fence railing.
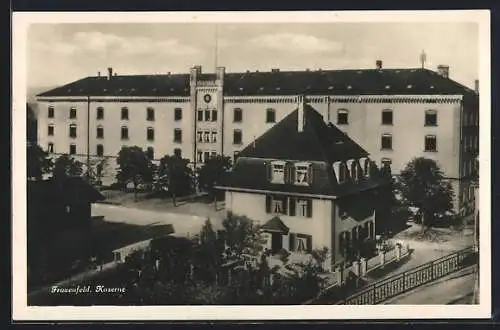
[337,246,477,305]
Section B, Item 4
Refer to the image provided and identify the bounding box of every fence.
[337,246,477,305]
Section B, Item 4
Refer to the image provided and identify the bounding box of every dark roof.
[239,104,368,163]
[261,216,290,235]
[37,68,476,97]
[28,177,105,205]
[224,105,383,197]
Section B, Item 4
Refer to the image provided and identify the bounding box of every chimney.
[474,79,479,94]
[376,60,383,70]
[107,67,113,80]
[97,71,101,77]
[298,95,306,132]
[437,65,450,78]
[271,68,280,73]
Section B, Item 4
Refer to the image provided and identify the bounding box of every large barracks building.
[35,61,479,211]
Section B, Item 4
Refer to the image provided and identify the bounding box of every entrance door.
[271,233,283,253]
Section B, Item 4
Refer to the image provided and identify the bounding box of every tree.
[192,219,224,283]
[197,155,232,198]
[378,162,399,234]
[27,144,53,180]
[85,157,110,186]
[219,212,266,269]
[52,154,83,180]
[398,157,454,231]
[116,146,154,202]
[155,154,193,206]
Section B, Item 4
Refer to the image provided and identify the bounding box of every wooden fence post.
[360,257,367,277]
[396,244,402,261]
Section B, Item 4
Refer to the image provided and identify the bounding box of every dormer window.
[270,160,286,184]
[294,162,311,186]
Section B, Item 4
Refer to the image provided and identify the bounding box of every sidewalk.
[382,265,478,305]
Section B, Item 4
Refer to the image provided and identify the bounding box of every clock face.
[203,94,212,103]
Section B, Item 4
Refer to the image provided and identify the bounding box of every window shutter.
[265,195,271,213]
[306,199,313,218]
[266,162,272,182]
[289,197,296,216]
[286,163,294,184]
[306,235,313,252]
[282,196,288,215]
[289,233,296,251]
[308,164,313,185]
[284,163,290,184]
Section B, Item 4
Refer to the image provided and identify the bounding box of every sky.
[27,22,479,89]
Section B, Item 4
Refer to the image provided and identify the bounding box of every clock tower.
[190,65,225,168]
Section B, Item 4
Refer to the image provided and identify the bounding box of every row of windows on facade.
[336,109,439,126]
[380,134,438,152]
[268,158,372,186]
[52,124,183,143]
[46,143,181,159]
[47,106,182,121]
[196,108,277,123]
[47,106,477,127]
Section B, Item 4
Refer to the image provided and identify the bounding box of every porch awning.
[260,216,290,235]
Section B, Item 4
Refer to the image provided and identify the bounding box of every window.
[297,199,312,217]
[197,150,203,163]
[289,233,312,252]
[174,148,182,158]
[233,129,242,145]
[270,161,286,184]
[204,151,210,162]
[96,144,104,157]
[48,106,54,118]
[425,109,437,126]
[204,131,210,143]
[337,109,348,125]
[121,126,129,140]
[197,131,203,143]
[381,133,392,150]
[425,135,437,152]
[337,162,348,183]
[266,195,288,215]
[146,147,154,160]
[48,125,54,136]
[233,151,240,163]
[211,151,217,158]
[174,129,182,143]
[121,107,129,120]
[69,124,77,138]
[147,127,155,141]
[204,110,211,121]
[211,110,218,122]
[69,107,77,119]
[266,108,276,123]
[174,108,182,121]
[96,107,104,119]
[48,143,54,153]
[69,144,76,155]
[381,109,393,125]
[295,163,311,186]
[96,125,104,139]
[197,110,203,122]
[147,107,155,121]
[211,131,217,143]
[234,108,243,122]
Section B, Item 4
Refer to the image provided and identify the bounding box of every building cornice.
[36,96,190,103]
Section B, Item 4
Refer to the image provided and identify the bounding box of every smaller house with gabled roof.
[217,98,385,270]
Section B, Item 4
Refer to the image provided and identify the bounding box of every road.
[92,203,224,237]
